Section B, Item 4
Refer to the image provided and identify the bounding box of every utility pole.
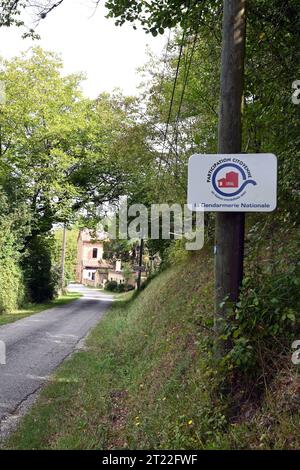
[61,223,67,293]
[137,238,144,290]
[215,0,247,347]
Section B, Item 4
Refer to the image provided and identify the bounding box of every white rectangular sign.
[188,153,277,212]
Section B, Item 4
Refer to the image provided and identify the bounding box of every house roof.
[98,259,114,269]
[78,228,109,243]
[84,259,113,270]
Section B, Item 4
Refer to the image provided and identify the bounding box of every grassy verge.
[0,292,82,327]
[110,291,135,301]
[3,250,300,450]
[4,252,218,450]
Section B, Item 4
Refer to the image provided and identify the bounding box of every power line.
[159,0,199,167]
[159,28,187,165]
[157,30,171,98]
[175,30,199,142]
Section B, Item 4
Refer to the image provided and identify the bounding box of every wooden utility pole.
[61,223,67,293]
[215,0,247,343]
[137,238,144,290]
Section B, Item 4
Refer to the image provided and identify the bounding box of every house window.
[91,272,95,281]
[92,248,98,259]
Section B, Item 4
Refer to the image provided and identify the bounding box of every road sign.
[188,153,277,212]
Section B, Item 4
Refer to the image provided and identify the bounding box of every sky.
[0,0,167,98]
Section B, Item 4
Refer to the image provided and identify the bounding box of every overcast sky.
[0,0,167,98]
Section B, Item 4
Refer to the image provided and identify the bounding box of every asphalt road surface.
[0,285,112,437]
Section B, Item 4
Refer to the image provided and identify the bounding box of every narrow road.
[0,285,112,437]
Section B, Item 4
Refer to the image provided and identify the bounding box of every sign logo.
[210,161,257,199]
[188,153,277,212]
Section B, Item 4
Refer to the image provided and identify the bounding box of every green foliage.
[105,0,222,35]
[122,262,133,285]
[1,47,85,229]
[0,192,26,313]
[0,241,24,314]
[1,48,144,307]
[103,239,133,262]
[105,280,134,293]
[105,280,119,292]
[22,235,60,303]
[163,239,190,266]
[221,241,300,378]
[1,48,142,229]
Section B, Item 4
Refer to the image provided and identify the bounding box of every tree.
[0,0,217,35]
[0,47,149,303]
[22,233,60,303]
[0,0,64,36]
[1,48,148,228]
[105,0,221,35]
[0,48,86,231]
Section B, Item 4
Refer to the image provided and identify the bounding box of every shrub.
[0,189,30,314]
[117,283,126,293]
[105,280,119,292]
[105,281,135,293]
[0,257,25,314]
[0,202,25,313]
[221,255,300,377]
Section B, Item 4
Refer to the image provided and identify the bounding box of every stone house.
[76,229,111,287]
[76,229,145,288]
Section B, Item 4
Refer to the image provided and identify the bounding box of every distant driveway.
[0,284,112,437]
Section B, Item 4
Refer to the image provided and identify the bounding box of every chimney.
[115,259,122,272]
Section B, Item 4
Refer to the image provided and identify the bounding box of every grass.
[3,250,300,450]
[0,292,82,327]
[4,251,219,450]
[110,290,135,301]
